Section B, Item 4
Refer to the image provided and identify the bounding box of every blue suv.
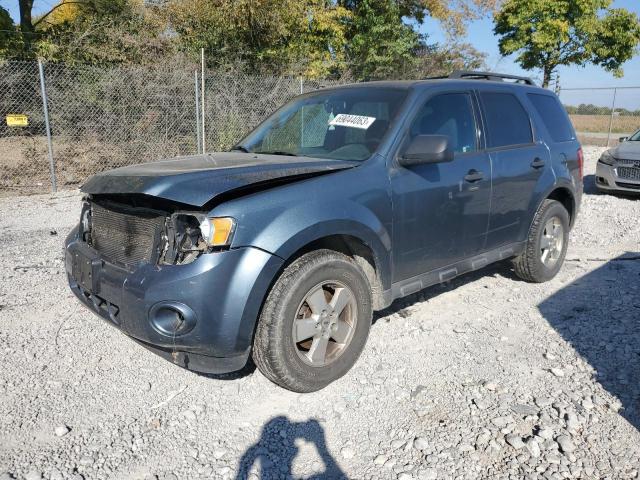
[65,71,583,392]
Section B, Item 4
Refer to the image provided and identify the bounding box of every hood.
[81,152,358,207]
[611,141,640,161]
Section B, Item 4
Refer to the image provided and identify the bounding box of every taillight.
[577,147,584,180]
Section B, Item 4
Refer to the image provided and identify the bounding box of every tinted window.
[480,92,533,148]
[410,93,477,154]
[528,93,575,142]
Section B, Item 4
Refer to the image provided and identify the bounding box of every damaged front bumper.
[65,226,283,374]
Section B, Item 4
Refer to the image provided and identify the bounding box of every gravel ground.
[1,146,639,480]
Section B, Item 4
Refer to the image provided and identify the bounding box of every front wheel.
[512,199,570,283]
[252,250,372,392]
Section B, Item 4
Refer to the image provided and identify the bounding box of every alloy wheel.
[292,281,358,367]
[540,216,564,267]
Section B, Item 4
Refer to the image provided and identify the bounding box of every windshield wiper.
[254,150,300,156]
[230,144,250,153]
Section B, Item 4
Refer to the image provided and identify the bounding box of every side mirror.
[399,134,453,167]
[619,136,628,143]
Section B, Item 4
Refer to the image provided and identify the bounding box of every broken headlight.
[162,214,236,265]
[80,199,92,242]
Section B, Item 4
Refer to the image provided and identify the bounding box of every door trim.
[388,241,526,301]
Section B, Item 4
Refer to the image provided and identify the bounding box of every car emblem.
[634,161,640,169]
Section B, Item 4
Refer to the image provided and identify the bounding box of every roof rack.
[448,70,536,86]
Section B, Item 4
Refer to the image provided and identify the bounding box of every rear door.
[478,89,551,249]
[526,92,583,193]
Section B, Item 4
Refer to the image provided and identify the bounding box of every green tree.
[340,0,423,80]
[0,7,16,57]
[494,0,640,87]
[167,0,351,77]
[33,0,174,65]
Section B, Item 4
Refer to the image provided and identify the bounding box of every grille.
[90,202,165,266]
[615,181,640,190]
[617,167,640,181]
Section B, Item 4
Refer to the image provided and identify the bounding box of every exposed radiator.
[90,202,165,266]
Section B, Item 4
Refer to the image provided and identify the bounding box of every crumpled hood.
[82,152,358,207]
[611,141,640,161]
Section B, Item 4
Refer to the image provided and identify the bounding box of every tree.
[167,0,351,77]
[0,7,16,57]
[341,0,499,37]
[494,0,640,87]
[17,0,81,54]
[4,0,492,76]
[342,0,424,80]
[30,0,175,65]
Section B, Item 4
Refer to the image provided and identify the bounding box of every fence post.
[200,48,206,153]
[299,77,305,146]
[606,88,618,148]
[194,71,202,154]
[38,60,57,193]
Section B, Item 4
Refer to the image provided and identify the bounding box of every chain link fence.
[559,87,640,147]
[0,62,50,194]
[0,60,341,196]
[2,59,639,197]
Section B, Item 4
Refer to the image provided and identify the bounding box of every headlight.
[599,151,615,166]
[199,217,236,247]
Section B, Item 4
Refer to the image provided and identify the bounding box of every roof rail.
[448,70,536,86]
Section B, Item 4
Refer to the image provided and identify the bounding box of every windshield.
[628,129,640,141]
[236,87,408,161]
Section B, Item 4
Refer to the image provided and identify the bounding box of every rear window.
[480,92,533,148]
[528,93,575,143]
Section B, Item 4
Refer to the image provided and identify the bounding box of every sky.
[4,0,640,91]
[419,0,640,90]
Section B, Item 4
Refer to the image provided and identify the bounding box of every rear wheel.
[252,250,372,392]
[513,199,570,283]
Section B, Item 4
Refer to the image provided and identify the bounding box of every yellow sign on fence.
[6,114,29,127]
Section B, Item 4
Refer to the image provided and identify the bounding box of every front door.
[390,91,491,282]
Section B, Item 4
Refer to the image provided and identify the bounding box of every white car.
[596,129,640,194]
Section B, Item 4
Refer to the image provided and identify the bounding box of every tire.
[512,199,570,283]
[252,249,373,392]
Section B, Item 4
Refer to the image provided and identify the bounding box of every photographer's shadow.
[235,416,345,480]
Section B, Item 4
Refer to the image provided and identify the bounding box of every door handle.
[464,170,484,182]
[531,157,545,169]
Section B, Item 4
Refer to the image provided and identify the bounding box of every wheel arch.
[545,185,576,228]
[279,233,388,310]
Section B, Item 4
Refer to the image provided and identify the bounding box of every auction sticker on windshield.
[329,114,376,130]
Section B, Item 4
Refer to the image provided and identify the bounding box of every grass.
[569,114,639,134]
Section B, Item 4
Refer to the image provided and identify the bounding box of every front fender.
[235,200,392,290]
[211,162,393,291]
